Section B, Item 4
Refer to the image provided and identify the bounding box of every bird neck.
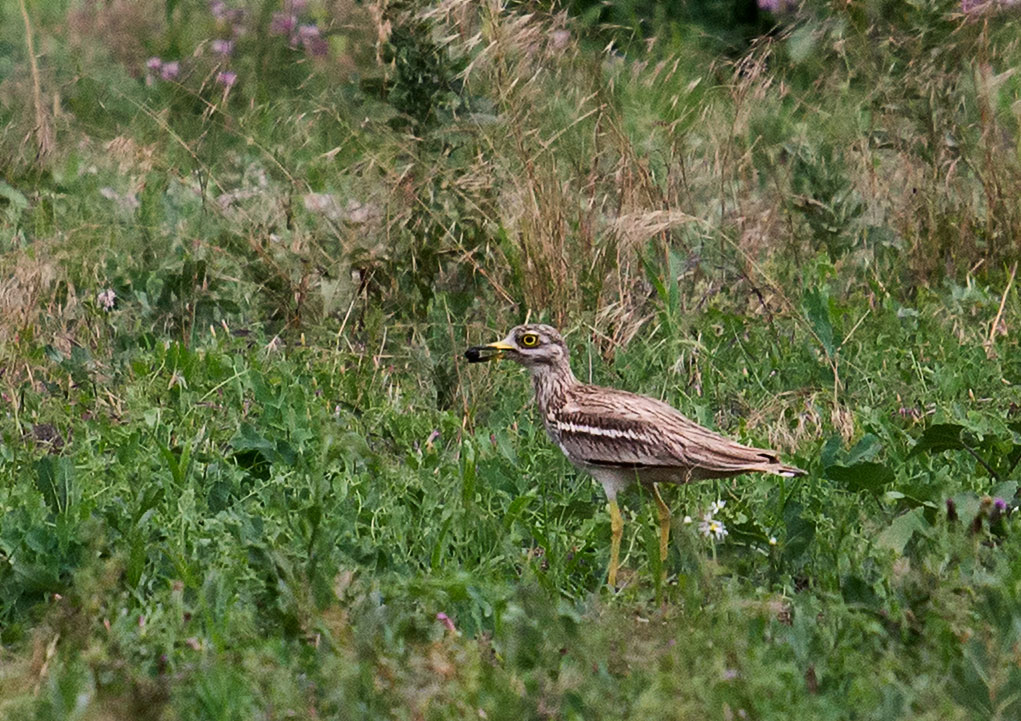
[530,358,578,412]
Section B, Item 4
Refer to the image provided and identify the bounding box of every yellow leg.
[652,484,671,579]
[653,482,669,563]
[608,499,623,588]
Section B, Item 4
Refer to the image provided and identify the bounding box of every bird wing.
[554,384,799,478]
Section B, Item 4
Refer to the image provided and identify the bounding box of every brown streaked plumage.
[466,323,806,588]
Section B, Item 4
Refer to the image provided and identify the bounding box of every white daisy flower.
[699,517,728,541]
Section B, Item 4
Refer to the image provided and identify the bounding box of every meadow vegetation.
[1,0,1021,718]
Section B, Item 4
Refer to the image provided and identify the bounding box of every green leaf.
[493,430,517,464]
[0,180,28,220]
[949,493,981,523]
[460,439,477,506]
[231,423,276,456]
[782,502,816,563]
[876,508,928,553]
[803,287,835,356]
[825,462,894,493]
[819,434,843,468]
[846,434,882,465]
[503,494,532,529]
[34,456,76,514]
[159,444,184,487]
[642,522,663,604]
[841,574,881,609]
[787,24,818,64]
[430,515,453,571]
[909,423,967,457]
[989,480,1017,501]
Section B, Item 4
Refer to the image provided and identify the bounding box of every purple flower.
[216,70,238,88]
[160,61,180,81]
[269,12,296,36]
[298,24,328,56]
[211,39,234,56]
[211,0,244,24]
[993,497,1008,512]
[436,612,457,634]
[146,56,163,72]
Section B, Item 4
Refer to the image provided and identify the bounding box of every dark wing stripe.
[555,384,798,476]
[583,459,676,470]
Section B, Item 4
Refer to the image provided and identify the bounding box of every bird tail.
[771,462,807,478]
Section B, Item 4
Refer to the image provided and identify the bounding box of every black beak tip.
[465,345,502,363]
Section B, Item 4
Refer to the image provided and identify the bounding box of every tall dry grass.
[2,0,1020,361]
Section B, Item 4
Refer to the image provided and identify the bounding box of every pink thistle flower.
[210,39,234,56]
[269,12,296,36]
[160,61,180,81]
[298,24,327,56]
[216,70,238,88]
[436,612,457,634]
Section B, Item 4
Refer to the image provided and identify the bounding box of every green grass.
[3,0,1021,718]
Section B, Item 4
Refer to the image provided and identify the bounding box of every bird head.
[465,324,569,369]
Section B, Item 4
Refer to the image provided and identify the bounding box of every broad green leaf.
[949,493,981,524]
[787,23,818,64]
[34,457,76,515]
[877,508,928,553]
[825,462,894,493]
[820,434,843,468]
[909,423,967,457]
[989,480,1017,501]
[841,574,881,609]
[846,434,882,465]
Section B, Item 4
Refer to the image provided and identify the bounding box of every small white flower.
[708,500,726,516]
[768,536,778,546]
[682,515,692,524]
[97,288,116,311]
[699,517,728,541]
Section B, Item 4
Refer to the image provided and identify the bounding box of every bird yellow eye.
[520,333,539,348]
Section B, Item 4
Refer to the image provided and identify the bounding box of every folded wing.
[554,384,804,479]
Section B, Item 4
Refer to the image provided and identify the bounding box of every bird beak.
[464,339,515,363]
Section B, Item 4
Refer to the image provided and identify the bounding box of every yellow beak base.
[464,341,514,363]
